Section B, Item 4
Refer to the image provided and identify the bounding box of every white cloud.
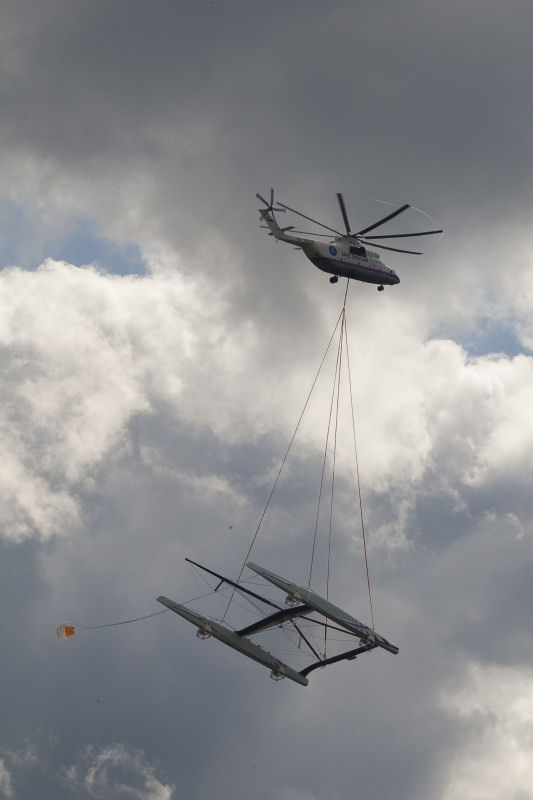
[3,742,39,770]
[0,761,13,800]
[67,743,175,800]
[440,662,533,800]
[2,255,533,553]
[0,744,40,800]
[0,257,255,541]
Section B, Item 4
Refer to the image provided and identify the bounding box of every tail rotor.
[256,188,286,214]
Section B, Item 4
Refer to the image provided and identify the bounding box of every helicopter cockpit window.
[350,245,366,257]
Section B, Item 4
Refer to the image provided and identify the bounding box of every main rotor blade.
[360,239,422,255]
[336,193,351,235]
[355,203,410,236]
[277,202,344,237]
[256,192,269,206]
[363,228,443,240]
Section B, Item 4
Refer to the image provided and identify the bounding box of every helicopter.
[257,189,442,290]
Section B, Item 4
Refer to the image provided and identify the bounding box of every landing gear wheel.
[377,284,384,292]
[330,275,339,284]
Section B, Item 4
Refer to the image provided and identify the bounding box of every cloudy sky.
[2,1,533,798]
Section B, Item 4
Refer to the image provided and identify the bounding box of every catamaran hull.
[246,563,399,655]
[157,595,309,686]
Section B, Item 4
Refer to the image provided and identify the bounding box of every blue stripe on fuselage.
[310,255,399,285]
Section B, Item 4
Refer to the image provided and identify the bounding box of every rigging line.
[222,302,347,622]
[75,609,169,631]
[307,355,337,590]
[308,280,350,589]
[327,308,345,602]
[344,313,375,629]
[324,303,346,656]
[76,584,229,631]
[180,589,230,607]
[308,312,343,588]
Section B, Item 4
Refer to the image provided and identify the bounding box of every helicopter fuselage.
[301,239,399,286]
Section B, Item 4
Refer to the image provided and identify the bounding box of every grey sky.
[1,2,533,798]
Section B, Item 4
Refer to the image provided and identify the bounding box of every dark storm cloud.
[2,0,531,342]
[3,0,532,209]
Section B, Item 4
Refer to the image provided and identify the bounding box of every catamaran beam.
[236,605,311,637]
[185,557,282,611]
[300,644,375,678]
